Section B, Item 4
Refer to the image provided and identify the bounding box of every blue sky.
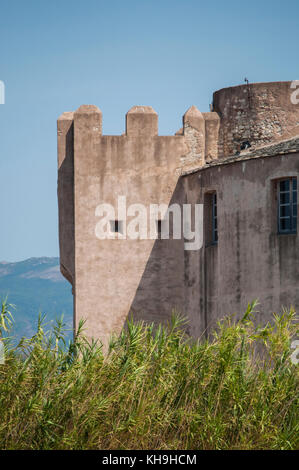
[0,0,298,261]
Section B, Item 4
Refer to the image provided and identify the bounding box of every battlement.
[58,104,216,140]
[59,81,299,164]
[58,104,221,176]
[126,106,158,137]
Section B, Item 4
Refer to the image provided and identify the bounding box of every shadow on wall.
[122,177,207,339]
[58,123,75,289]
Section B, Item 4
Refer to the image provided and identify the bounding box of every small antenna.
[244,77,252,144]
[244,77,251,109]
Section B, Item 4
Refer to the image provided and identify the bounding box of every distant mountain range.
[0,257,73,342]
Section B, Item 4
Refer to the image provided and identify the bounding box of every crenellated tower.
[58,81,299,345]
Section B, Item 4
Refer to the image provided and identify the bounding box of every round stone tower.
[213,81,299,157]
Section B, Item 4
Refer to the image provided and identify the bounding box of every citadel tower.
[58,81,299,344]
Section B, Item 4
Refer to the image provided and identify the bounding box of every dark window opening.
[156,220,162,238]
[240,140,251,151]
[212,192,218,243]
[110,220,123,234]
[278,177,297,234]
[204,191,218,246]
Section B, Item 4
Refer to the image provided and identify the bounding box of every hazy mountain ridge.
[0,257,64,281]
[0,258,73,342]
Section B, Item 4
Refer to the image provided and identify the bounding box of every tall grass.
[0,300,298,450]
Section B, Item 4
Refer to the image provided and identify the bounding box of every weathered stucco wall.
[73,106,188,344]
[59,104,216,343]
[184,151,299,333]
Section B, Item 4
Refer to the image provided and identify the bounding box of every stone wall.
[213,81,299,157]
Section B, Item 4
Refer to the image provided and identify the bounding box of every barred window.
[212,192,218,243]
[205,191,218,246]
[278,177,297,234]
